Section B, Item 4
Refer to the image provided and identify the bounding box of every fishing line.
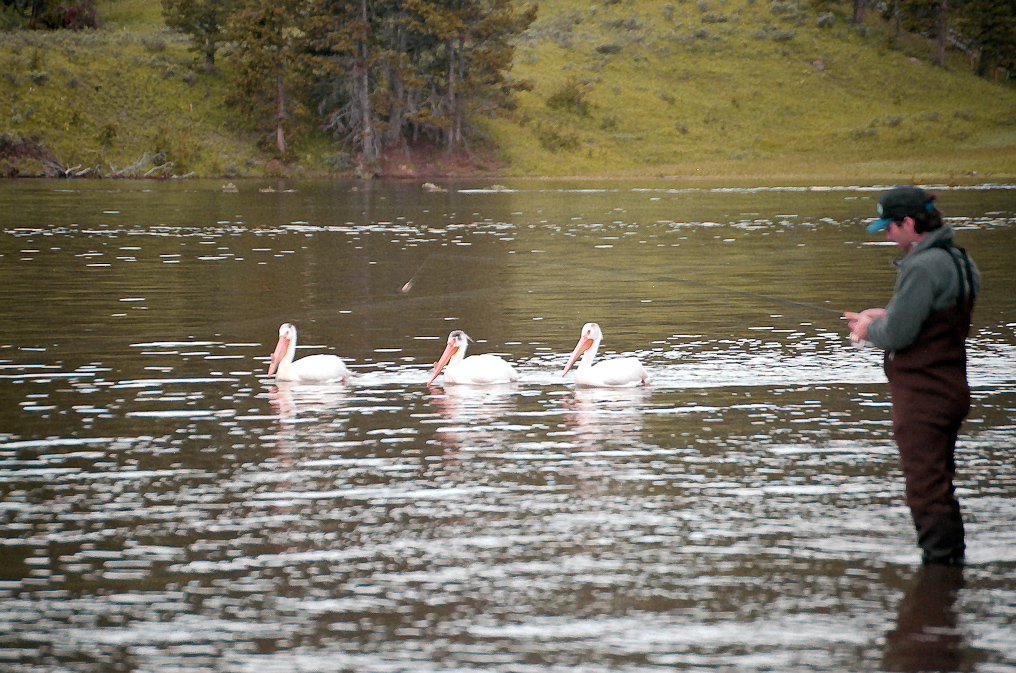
[391,246,842,316]
[332,254,849,323]
[391,259,848,320]
[565,262,847,318]
[664,276,844,316]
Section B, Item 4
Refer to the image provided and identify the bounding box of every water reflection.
[268,380,351,424]
[563,386,649,450]
[266,381,352,458]
[428,383,519,423]
[427,384,520,459]
[882,566,965,672]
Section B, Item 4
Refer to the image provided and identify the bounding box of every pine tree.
[403,0,536,151]
[457,0,537,146]
[308,0,535,162]
[373,3,431,148]
[308,0,383,162]
[226,0,311,154]
[162,0,241,70]
[883,0,951,65]
[954,0,1016,75]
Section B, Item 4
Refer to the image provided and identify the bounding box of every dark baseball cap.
[867,186,935,234]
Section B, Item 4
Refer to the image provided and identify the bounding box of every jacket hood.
[893,225,955,268]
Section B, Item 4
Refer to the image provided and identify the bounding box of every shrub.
[604,17,643,30]
[847,127,877,139]
[97,123,117,148]
[14,158,47,176]
[142,36,168,53]
[323,152,352,173]
[995,106,1016,126]
[534,122,580,152]
[769,1,800,14]
[547,77,593,116]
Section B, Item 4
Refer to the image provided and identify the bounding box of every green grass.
[0,26,264,176]
[2,0,1015,180]
[0,0,274,177]
[483,0,1016,179]
[98,0,165,29]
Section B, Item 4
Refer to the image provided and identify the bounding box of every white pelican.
[562,322,650,387]
[427,330,519,386]
[268,323,352,383]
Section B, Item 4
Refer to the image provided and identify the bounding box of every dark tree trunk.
[976,50,993,77]
[446,38,456,152]
[387,22,407,147]
[358,0,376,161]
[935,0,947,66]
[205,14,218,69]
[276,74,287,154]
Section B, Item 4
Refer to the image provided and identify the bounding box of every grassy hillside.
[492,0,1016,179]
[0,7,259,177]
[2,0,1015,180]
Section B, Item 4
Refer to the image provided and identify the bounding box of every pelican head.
[269,323,298,376]
[563,322,602,376]
[428,330,472,385]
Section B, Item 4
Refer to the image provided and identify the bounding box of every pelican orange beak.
[562,335,594,377]
[268,335,289,377]
[427,342,459,385]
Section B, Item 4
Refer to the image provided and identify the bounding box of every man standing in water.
[845,186,980,566]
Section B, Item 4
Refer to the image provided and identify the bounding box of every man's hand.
[843,308,886,343]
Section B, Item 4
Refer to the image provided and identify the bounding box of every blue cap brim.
[867,218,892,234]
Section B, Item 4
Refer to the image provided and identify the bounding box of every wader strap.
[940,243,977,303]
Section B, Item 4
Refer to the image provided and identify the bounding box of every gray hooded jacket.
[867,225,981,353]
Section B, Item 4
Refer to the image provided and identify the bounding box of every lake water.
[1,178,1014,672]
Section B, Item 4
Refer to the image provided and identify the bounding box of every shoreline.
[4,139,1016,185]
[5,168,1014,185]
